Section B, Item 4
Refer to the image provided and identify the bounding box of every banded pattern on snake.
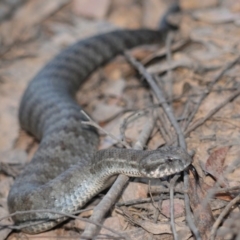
[7,15,192,234]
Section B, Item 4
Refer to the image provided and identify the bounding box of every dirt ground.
[1,0,240,239]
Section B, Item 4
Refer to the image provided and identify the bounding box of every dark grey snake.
[7,15,192,234]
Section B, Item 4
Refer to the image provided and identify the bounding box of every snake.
[7,8,192,234]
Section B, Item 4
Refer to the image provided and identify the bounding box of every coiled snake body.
[8,28,192,233]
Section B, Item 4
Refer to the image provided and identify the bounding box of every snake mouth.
[139,158,190,178]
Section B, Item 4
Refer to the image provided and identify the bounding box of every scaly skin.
[8,28,192,234]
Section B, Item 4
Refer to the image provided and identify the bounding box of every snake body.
[7,27,192,233]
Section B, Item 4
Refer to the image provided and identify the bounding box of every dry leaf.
[161,199,185,218]
[121,182,148,202]
[72,0,110,19]
[205,147,229,187]
[180,0,218,10]
[99,216,123,238]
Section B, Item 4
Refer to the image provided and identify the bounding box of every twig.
[183,171,201,239]
[134,111,157,150]
[210,194,240,240]
[125,52,201,239]
[125,52,186,148]
[149,185,184,194]
[213,185,240,194]
[170,86,239,104]
[116,208,144,228]
[142,38,189,65]
[81,111,158,238]
[151,195,163,240]
[180,97,193,131]
[185,88,240,137]
[170,174,181,240]
[81,110,131,149]
[148,180,162,212]
[148,179,163,240]
[0,209,127,239]
[166,32,174,101]
[116,194,184,207]
[167,88,240,150]
[81,175,129,238]
[148,180,164,240]
[183,54,240,131]
[156,106,173,144]
[120,109,150,144]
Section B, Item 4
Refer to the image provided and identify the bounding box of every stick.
[0,209,127,239]
[124,52,201,239]
[81,111,158,238]
[170,174,181,240]
[210,194,240,240]
[125,52,186,148]
[183,54,240,131]
[185,89,240,137]
[81,110,131,149]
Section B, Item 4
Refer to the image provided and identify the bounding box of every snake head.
[138,146,192,178]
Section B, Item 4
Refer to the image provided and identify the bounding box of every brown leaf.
[107,1,142,29]
[161,199,185,218]
[72,0,110,19]
[205,147,229,187]
[188,174,215,239]
[124,229,150,239]
[99,217,123,238]
[121,182,148,202]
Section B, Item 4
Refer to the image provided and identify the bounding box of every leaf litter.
[0,0,240,239]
